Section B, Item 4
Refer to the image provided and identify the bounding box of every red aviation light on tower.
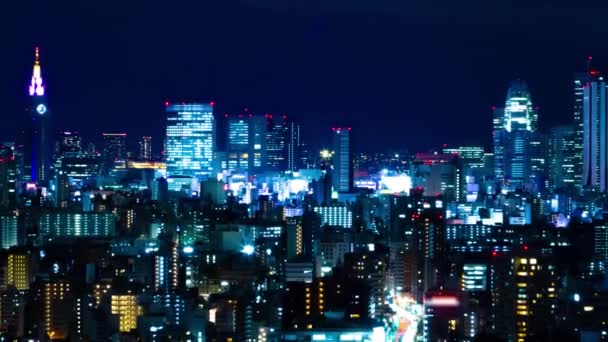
[210,101,215,106]
[164,101,170,107]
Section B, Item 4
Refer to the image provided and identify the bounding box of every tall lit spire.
[28,46,45,97]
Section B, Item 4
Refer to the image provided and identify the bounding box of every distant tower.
[139,136,152,161]
[26,47,51,183]
[332,127,353,193]
[287,121,301,172]
[102,133,127,172]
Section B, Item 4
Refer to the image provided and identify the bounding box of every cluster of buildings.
[2,49,608,342]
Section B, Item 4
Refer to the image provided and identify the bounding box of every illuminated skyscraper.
[165,103,215,179]
[266,114,288,172]
[573,71,588,188]
[548,125,576,190]
[227,115,266,175]
[493,80,541,190]
[332,127,353,193]
[25,47,51,183]
[581,71,608,191]
[138,136,152,161]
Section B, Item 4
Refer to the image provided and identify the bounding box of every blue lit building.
[165,103,215,180]
[493,80,541,190]
[331,127,353,193]
[25,47,51,184]
[581,71,608,191]
[266,114,288,172]
[227,115,266,175]
[38,211,116,240]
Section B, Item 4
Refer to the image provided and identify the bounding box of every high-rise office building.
[102,133,127,172]
[227,115,266,175]
[493,80,541,190]
[26,47,51,183]
[287,122,301,172]
[581,71,608,191]
[165,103,215,179]
[138,136,152,161]
[548,125,576,190]
[573,64,601,190]
[249,116,266,172]
[492,107,505,181]
[266,114,288,172]
[332,127,353,193]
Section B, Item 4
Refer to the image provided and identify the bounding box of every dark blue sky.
[1,0,607,152]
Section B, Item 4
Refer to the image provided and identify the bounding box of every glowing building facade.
[1,214,19,249]
[287,122,301,172]
[111,294,143,332]
[139,136,152,161]
[165,103,215,179]
[548,125,576,190]
[332,127,353,193]
[493,80,541,190]
[313,206,353,228]
[227,115,266,175]
[266,114,288,172]
[581,71,608,191]
[38,212,115,239]
[7,252,30,290]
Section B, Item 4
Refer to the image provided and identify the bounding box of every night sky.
[2,1,608,152]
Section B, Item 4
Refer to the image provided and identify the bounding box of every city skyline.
[3,2,608,151]
[4,3,608,341]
